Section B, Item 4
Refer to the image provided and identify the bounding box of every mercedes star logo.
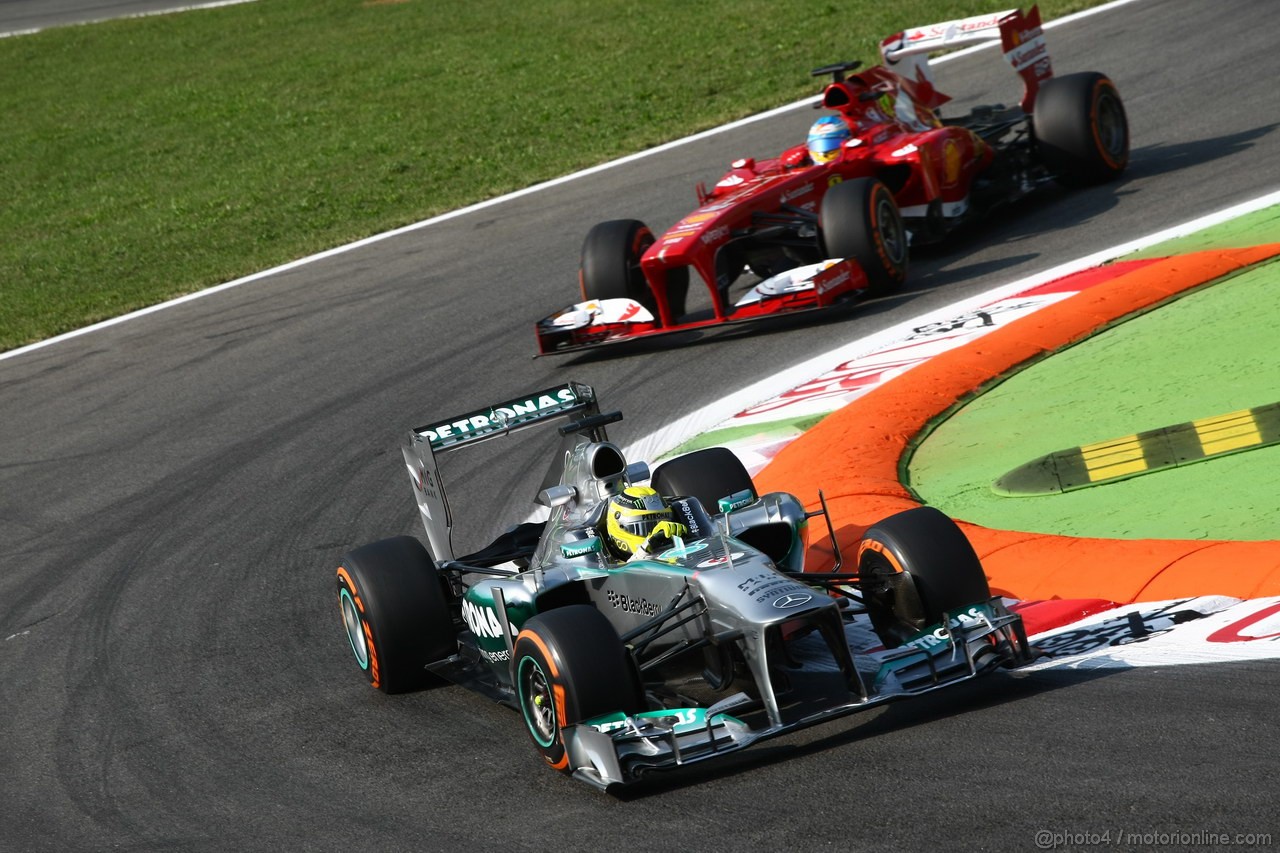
[772,593,812,609]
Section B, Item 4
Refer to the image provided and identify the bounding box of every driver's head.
[605,486,673,556]
[807,115,851,164]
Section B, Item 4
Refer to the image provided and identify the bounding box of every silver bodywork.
[398,382,1033,789]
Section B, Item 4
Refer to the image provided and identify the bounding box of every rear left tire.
[1033,71,1129,186]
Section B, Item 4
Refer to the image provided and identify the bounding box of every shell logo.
[942,139,963,188]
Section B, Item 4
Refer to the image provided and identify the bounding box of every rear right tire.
[651,447,756,512]
[336,536,455,694]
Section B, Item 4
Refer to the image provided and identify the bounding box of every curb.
[756,244,1280,603]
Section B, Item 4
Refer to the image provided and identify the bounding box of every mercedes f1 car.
[334,382,1036,790]
[534,5,1128,355]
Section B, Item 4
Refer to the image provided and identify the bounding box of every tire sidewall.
[335,536,454,694]
[1033,72,1129,185]
[857,507,990,646]
[512,605,643,773]
[819,178,908,296]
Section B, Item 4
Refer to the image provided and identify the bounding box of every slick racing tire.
[856,506,991,648]
[819,177,908,297]
[1033,71,1129,186]
[513,605,644,774]
[651,447,755,512]
[579,219,689,320]
[336,536,455,694]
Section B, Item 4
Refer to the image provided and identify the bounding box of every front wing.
[561,598,1034,790]
[534,259,867,356]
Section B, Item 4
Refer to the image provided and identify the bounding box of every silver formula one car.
[334,382,1035,790]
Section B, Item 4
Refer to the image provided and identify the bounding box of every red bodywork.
[536,6,1052,355]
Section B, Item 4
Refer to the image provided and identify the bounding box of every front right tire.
[579,219,689,319]
[513,605,644,773]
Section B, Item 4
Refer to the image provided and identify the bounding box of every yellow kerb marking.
[1195,412,1261,455]
[1081,435,1147,480]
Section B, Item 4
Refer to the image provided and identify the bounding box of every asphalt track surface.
[0,0,248,36]
[2,1,1278,850]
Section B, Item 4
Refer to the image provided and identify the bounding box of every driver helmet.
[605,486,674,556]
[806,115,851,164]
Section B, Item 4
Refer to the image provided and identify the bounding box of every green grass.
[0,0,1101,351]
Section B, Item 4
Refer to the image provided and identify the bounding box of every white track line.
[2,0,1147,362]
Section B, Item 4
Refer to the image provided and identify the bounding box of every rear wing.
[879,5,1052,113]
[400,381,606,561]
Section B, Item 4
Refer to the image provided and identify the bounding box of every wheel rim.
[339,589,370,670]
[518,656,558,748]
[1094,91,1128,161]
[875,193,907,267]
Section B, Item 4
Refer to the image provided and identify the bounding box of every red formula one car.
[534,6,1128,355]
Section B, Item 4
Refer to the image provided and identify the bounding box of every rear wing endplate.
[401,381,601,561]
[879,5,1052,113]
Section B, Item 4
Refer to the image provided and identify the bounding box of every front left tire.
[819,177,908,297]
[856,507,991,648]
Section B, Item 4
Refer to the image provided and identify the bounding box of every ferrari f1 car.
[534,5,1128,355]
[334,382,1036,790]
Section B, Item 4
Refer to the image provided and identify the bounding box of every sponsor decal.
[656,540,710,560]
[738,575,810,604]
[670,498,705,538]
[696,553,745,568]
[561,536,603,558]
[701,225,730,246]
[1006,39,1047,72]
[589,707,706,734]
[781,183,814,204]
[718,489,755,513]
[828,174,844,188]
[942,138,963,187]
[422,386,578,448]
[890,143,919,158]
[716,173,745,188]
[479,648,510,663]
[733,572,813,603]
[679,212,716,226]
[902,12,1005,47]
[605,588,659,618]
[813,261,852,295]
[461,597,505,640]
[902,604,992,651]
